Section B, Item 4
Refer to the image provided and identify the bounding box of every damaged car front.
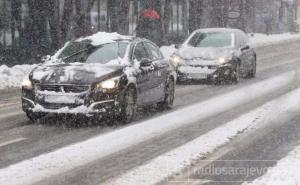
[21,36,133,122]
[22,32,176,123]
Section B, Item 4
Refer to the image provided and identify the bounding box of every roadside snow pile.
[0,64,36,89]
[250,33,300,47]
[160,33,300,59]
[243,144,300,185]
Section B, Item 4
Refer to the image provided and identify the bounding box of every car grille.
[37,84,90,93]
[41,103,80,110]
[187,65,218,69]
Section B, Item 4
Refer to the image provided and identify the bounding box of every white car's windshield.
[188,32,234,48]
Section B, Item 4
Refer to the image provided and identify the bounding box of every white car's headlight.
[96,77,120,90]
[217,57,230,65]
[22,76,33,90]
[171,55,185,66]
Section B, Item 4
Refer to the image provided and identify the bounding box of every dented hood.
[30,63,123,85]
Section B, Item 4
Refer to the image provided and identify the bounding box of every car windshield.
[187,32,234,48]
[57,41,128,64]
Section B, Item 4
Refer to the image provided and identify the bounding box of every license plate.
[188,73,207,79]
[44,95,77,104]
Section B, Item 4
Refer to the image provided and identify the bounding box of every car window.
[86,42,128,64]
[188,32,234,48]
[133,42,149,61]
[144,42,162,61]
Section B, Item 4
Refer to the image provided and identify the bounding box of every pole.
[97,0,101,31]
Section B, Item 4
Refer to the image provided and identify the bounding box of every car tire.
[248,59,256,78]
[158,78,175,110]
[119,87,137,124]
[232,63,241,83]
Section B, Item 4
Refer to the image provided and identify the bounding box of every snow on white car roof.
[76,32,134,46]
[192,28,242,33]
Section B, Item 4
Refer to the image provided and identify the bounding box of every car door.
[144,41,168,102]
[132,41,157,105]
[242,33,256,72]
[236,32,252,75]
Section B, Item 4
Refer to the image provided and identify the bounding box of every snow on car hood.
[179,47,235,61]
[31,63,123,84]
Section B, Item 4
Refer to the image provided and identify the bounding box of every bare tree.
[61,0,73,42]
[163,0,172,36]
[189,0,202,32]
[46,0,61,50]
[27,0,49,54]
[107,0,130,34]
[11,0,22,47]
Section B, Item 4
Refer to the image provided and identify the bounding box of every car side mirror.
[41,55,51,62]
[241,45,250,51]
[140,58,152,67]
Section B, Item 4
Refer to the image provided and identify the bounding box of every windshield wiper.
[62,48,89,60]
[62,44,98,61]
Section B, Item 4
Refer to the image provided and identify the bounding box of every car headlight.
[171,55,184,66]
[217,57,230,65]
[22,76,33,90]
[96,77,120,90]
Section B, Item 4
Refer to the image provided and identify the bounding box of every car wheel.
[232,64,241,83]
[248,59,256,78]
[120,87,137,124]
[158,78,175,110]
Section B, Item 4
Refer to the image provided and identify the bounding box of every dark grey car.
[21,34,176,123]
[171,28,257,84]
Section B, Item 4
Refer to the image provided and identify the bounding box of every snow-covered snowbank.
[0,71,296,185]
[250,33,300,47]
[105,85,300,185]
[160,33,300,59]
[0,64,37,90]
[243,144,300,185]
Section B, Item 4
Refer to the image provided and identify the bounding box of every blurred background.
[0,0,299,66]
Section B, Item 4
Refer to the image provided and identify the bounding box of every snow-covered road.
[243,144,300,185]
[106,85,300,185]
[0,70,297,185]
[1,34,300,185]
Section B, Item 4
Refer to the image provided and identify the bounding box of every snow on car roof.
[76,32,134,46]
